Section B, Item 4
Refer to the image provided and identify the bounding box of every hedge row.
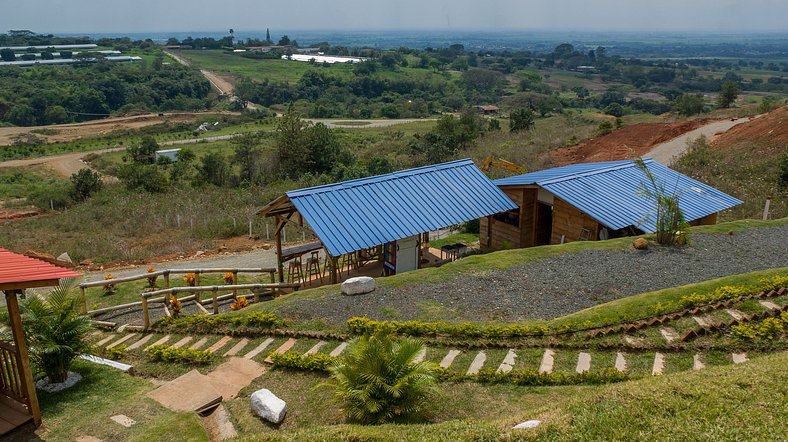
[145,344,215,365]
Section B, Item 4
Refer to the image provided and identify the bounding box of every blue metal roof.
[286,159,518,256]
[493,160,633,186]
[497,159,742,232]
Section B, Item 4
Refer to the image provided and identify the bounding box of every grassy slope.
[233,351,788,441]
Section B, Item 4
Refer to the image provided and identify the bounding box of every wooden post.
[5,290,41,426]
[252,287,260,303]
[275,216,284,283]
[142,296,150,330]
[331,256,339,284]
[212,287,219,315]
[232,271,238,299]
[79,286,87,314]
[163,271,170,289]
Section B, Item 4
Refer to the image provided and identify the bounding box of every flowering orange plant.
[184,272,197,286]
[146,267,157,288]
[223,272,234,284]
[230,296,249,311]
[102,274,117,296]
[170,295,182,317]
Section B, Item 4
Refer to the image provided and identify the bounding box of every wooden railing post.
[232,271,238,298]
[212,287,219,315]
[163,271,170,289]
[79,286,87,314]
[252,287,260,303]
[142,296,150,330]
[5,290,41,426]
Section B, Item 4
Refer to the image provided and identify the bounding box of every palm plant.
[325,332,437,424]
[635,157,689,246]
[19,279,94,383]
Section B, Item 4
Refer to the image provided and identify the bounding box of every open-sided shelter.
[0,247,82,435]
[482,159,742,249]
[259,159,517,283]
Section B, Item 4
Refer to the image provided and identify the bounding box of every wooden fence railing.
[0,340,28,405]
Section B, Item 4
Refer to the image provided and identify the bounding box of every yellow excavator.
[481,154,526,176]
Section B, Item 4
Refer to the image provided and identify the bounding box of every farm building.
[258,159,517,284]
[481,159,742,249]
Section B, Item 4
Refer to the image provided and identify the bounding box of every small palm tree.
[19,279,94,383]
[325,332,436,424]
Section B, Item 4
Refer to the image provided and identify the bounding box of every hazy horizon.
[3,0,787,34]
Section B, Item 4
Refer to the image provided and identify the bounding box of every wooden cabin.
[481,159,741,249]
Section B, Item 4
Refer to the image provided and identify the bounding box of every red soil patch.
[0,208,41,221]
[552,119,713,165]
[711,106,788,149]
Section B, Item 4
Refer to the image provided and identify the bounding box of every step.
[651,352,665,375]
[171,336,193,349]
[538,349,555,374]
[224,338,250,357]
[732,352,748,364]
[624,335,644,346]
[576,352,591,374]
[693,316,712,328]
[466,351,486,375]
[725,309,747,321]
[439,350,462,368]
[496,350,517,373]
[243,338,275,359]
[759,300,780,311]
[127,334,154,351]
[145,335,171,350]
[413,348,427,363]
[95,335,117,347]
[659,328,678,343]
[329,342,348,357]
[264,338,296,363]
[304,341,327,356]
[693,353,705,370]
[207,336,233,354]
[614,352,627,372]
[106,334,137,349]
[189,337,209,350]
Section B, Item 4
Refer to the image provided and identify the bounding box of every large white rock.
[57,252,73,264]
[341,276,376,296]
[250,389,287,424]
[513,420,542,429]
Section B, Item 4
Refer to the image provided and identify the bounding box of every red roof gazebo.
[0,247,82,435]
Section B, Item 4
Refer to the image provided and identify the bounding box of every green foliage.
[126,136,159,164]
[155,310,285,333]
[595,120,614,136]
[275,107,348,177]
[117,163,169,192]
[509,108,535,132]
[324,332,437,424]
[635,157,688,246]
[674,93,705,116]
[197,152,231,186]
[346,316,549,338]
[779,153,788,189]
[731,312,788,340]
[718,80,739,108]
[433,366,628,386]
[19,279,94,383]
[246,311,287,328]
[145,344,215,365]
[269,350,337,371]
[69,168,103,201]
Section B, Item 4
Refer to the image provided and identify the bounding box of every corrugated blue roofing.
[286,159,518,256]
[497,159,741,232]
[493,160,633,186]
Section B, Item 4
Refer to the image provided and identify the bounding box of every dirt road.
[646,116,760,165]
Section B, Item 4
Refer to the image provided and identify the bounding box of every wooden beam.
[275,215,284,283]
[4,290,40,427]
[0,279,59,291]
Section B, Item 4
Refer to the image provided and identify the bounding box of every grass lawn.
[0,167,68,200]
[19,360,207,442]
[428,232,479,249]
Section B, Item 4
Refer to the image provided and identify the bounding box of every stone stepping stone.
[189,337,209,350]
[614,352,627,372]
[497,350,517,373]
[207,336,233,353]
[127,334,153,351]
[759,300,780,311]
[243,338,274,359]
[145,335,171,350]
[264,338,296,363]
[693,354,705,370]
[576,352,591,374]
[538,349,555,374]
[466,351,486,375]
[439,350,462,368]
[651,352,665,375]
[693,316,712,328]
[414,348,427,363]
[224,338,250,357]
[329,342,348,357]
[732,353,748,364]
[148,370,221,413]
[624,335,644,346]
[110,414,136,428]
[171,336,193,349]
[725,309,747,321]
[106,334,137,349]
[95,335,117,347]
[304,340,327,356]
[659,328,678,343]
[205,357,265,400]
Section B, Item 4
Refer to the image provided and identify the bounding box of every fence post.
[232,271,238,298]
[79,286,87,314]
[212,287,219,315]
[142,296,150,330]
[253,287,260,303]
[163,271,170,289]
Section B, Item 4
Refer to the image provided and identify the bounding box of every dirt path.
[647,116,761,165]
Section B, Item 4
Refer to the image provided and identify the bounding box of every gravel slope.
[275,225,788,325]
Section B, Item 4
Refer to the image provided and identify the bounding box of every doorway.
[535,202,553,246]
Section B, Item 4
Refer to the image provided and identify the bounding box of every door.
[395,235,419,273]
[535,202,553,246]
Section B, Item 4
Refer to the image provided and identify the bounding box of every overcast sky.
[3,0,787,34]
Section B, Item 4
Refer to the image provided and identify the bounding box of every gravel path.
[647,116,758,165]
[275,225,788,325]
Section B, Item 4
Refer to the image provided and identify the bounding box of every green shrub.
[246,311,286,328]
[145,345,215,365]
[269,350,336,371]
[732,312,788,341]
[679,293,708,309]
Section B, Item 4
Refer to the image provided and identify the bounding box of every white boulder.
[341,276,376,295]
[513,419,542,429]
[57,252,73,264]
[250,389,287,424]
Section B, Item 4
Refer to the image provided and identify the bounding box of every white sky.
[2,0,787,33]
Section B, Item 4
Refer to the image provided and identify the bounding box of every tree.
[40,50,54,60]
[70,168,103,201]
[266,28,271,44]
[170,148,196,183]
[674,93,705,116]
[278,35,291,46]
[126,136,159,164]
[461,68,505,93]
[232,133,265,184]
[553,43,575,59]
[303,123,343,174]
[20,280,94,383]
[117,163,169,192]
[0,48,14,62]
[275,107,309,177]
[197,152,231,186]
[44,105,69,124]
[324,332,436,424]
[7,104,37,126]
[604,102,625,117]
[718,80,739,108]
[509,108,535,132]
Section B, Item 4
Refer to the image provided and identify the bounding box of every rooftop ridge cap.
[537,159,650,185]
